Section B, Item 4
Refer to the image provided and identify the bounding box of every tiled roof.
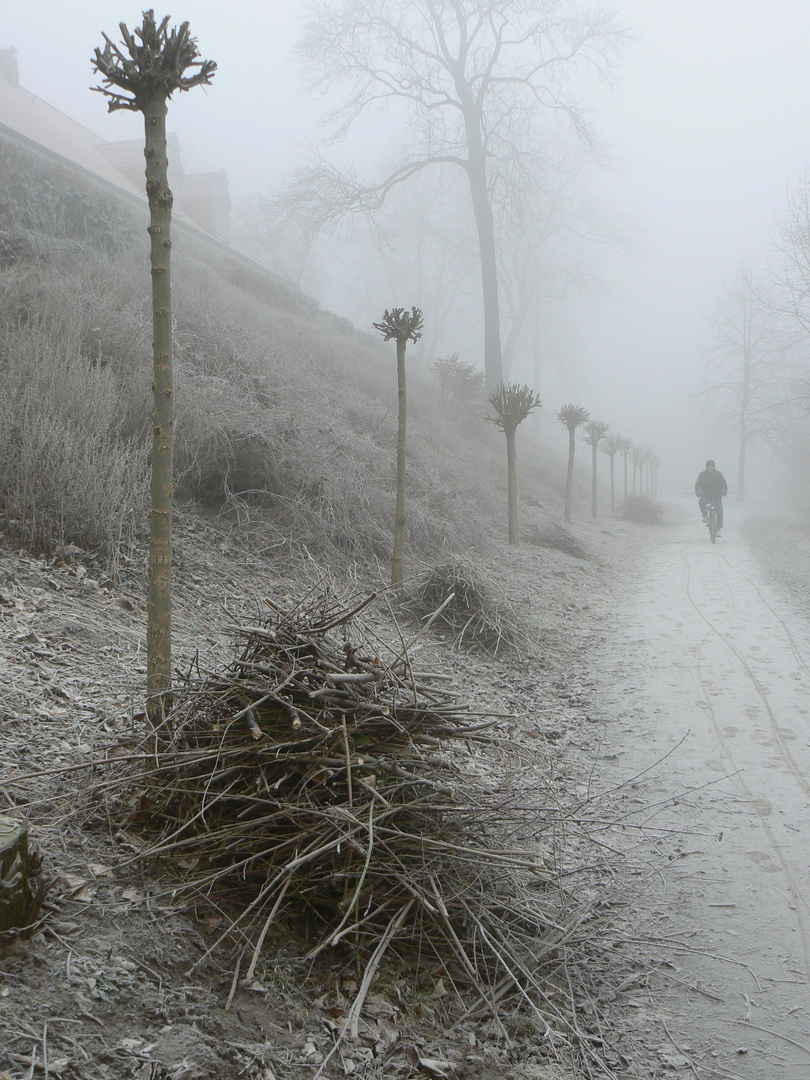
[96,139,145,171]
[183,169,231,210]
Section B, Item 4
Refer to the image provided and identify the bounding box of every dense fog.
[7,0,810,501]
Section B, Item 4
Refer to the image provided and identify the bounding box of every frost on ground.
[0,507,682,1080]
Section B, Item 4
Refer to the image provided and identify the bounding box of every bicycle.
[705,498,720,543]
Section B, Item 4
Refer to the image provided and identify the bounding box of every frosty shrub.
[618,495,664,525]
[0,330,147,564]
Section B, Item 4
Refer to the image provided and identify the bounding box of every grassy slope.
[0,142,662,1080]
[0,141,602,579]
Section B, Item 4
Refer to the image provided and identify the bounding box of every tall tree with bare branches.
[373,307,424,589]
[583,420,609,518]
[285,0,625,393]
[557,403,589,523]
[701,266,782,500]
[486,383,542,544]
[92,11,215,730]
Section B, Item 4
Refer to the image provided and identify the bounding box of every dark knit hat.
[706,459,715,467]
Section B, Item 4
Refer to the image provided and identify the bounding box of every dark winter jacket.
[695,469,728,498]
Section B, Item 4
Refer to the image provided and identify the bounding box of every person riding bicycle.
[695,459,727,533]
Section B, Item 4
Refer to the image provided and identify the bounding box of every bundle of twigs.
[109,592,618,1067]
[407,557,524,655]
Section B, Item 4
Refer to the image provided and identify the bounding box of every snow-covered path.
[592,502,810,1078]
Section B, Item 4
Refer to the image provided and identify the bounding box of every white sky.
[5,0,810,494]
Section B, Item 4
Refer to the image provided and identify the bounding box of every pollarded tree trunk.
[392,335,407,588]
[591,441,599,519]
[564,427,576,524]
[609,454,616,512]
[373,307,423,590]
[506,426,518,545]
[93,12,215,736]
[738,420,747,501]
[144,92,174,727]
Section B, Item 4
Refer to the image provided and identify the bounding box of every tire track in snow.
[682,550,810,803]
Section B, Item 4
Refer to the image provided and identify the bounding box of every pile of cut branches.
[407,557,525,655]
[527,523,589,560]
[102,592,619,1068]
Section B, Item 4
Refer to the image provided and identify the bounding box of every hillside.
[0,142,668,1080]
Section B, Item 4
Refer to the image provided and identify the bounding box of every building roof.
[0,54,231,234]
[0,74,146,201]
[182,169,232,210]
[95,139,147,173]
[0,49,299,298]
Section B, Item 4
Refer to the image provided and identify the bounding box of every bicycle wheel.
[708,506,717,543]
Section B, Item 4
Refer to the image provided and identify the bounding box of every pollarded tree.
[557,403,589,523]
[600,433,623,513]
[630,446,645,495]
[618,437,633,500]
[287,0,625,393]
[486,383,542,544]
[92,11,216,731]
[373,307,424,589]
[583,420,609,519]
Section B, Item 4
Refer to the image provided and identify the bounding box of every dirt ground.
[4,497,800,1080]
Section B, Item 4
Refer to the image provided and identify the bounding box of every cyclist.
[695,459,727,533]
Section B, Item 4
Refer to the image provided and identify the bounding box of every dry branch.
[86,592,628,1072]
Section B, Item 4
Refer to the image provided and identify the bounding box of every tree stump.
[0,815,31,933]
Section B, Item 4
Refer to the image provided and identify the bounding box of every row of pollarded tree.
[488,391,660,546]
[557,404,660,523]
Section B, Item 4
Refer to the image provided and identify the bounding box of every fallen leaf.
[418,1057,451,1077]
[60,874,96,902]
[117,1037,144,1051]
[121,886,146,903]
[87,862,114,878]
[170,1060,202,1079]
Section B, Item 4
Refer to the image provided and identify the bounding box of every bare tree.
[630,446,644,495]
[92,11,215,730]
[557,403,589,523]
[287,0,625,393]
[487,383,542,544]
[432,352,485,412]
[702,266,784,500]
[600,433,623,512]
[618,437,633,501]
[771,168,810,337]
[358,169,480,363]
[497,136,627,381]
[373,307,424,589]
[583,419,609,518]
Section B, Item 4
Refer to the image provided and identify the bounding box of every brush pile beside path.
[93,590,626,1074]
[0,515,667,1080]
